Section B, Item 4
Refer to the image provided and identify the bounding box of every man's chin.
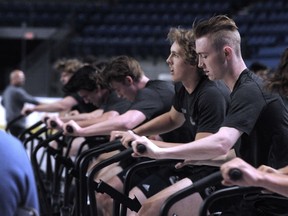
[207,76,214,80]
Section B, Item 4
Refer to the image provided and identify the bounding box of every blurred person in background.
[22,58,99,116]
[266,48,288,107]
[1,69,40,139]
[249,61,270,80]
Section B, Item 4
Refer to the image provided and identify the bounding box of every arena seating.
[0,0,286,70]
[69,0,233,59]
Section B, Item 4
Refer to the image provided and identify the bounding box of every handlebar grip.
[43,117,49,123]
[136,144,146,153]
[50,120,58,128]
[66,125,74,133]
[24,110,32,116]
[128,141,132,147]
[127,142,146,153]
[228,168,243,181]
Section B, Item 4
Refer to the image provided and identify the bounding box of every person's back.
[1,70,39,138]
[0,130,39,215]
[249,61,270,80]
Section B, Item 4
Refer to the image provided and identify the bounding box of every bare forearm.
[33,103,67,112]
[134,113,181,136]
[78,119,128,136]
[190,149,236,167]
[157,127,240,161]
[75,111,119,128]
[157,133,232,161]
[152,140,182,148]
[33,96,77,113]
[278,166,288,175]
[76,116,112,128]
[257,172,288,197]
[60,112,94,122]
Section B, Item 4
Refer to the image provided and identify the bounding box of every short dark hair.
[63,64,109,93]
[103,55,144,84]
[193,15,241,56]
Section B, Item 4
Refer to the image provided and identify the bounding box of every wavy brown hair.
[103,55,144,84]
[53,58,84,75]
[167,27,198,66]
[266,48,288,96]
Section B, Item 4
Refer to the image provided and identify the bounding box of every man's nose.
[198,59,204,68]
[83,98,90,104]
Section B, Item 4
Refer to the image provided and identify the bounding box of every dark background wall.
[0,0,286,97]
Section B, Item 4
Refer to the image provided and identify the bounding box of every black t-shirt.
[129,80,174,122]
[173,77,230,140]
[79,91,131,147]
[70,92,98,113]
[128,79,189,143]
[222,69,288,169]
[99,91,131,114]
[171,77,230,177]
[281,95,288,108]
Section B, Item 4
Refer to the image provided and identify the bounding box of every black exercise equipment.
[160,168,247,216]
[73,139,123,216]
[120,158,182,216]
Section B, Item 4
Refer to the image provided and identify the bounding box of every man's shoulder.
[238,69,263,86]
[147,79,173,84]
[235,70,265,95]
[136,80,174,100]
[3,85,19,94]
[146,79,174,90]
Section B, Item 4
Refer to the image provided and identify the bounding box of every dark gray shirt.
[1,85,39,127]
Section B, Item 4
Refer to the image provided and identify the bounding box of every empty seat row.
[83,24,172,38]
[252,0,288,11]
[257,46,287,58]
[111,1,230,14]
[249,23,288,34]
[246,36,277,46]
[70,35,170,58]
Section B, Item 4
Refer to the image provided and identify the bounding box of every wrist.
[132,129,140,136]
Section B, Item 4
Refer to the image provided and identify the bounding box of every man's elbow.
[217,136,235,155]
[122,121,139,130]
[57,104,72,112]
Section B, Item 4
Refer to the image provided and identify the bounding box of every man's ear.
[223,46,232,59]
[124,76,133,85]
